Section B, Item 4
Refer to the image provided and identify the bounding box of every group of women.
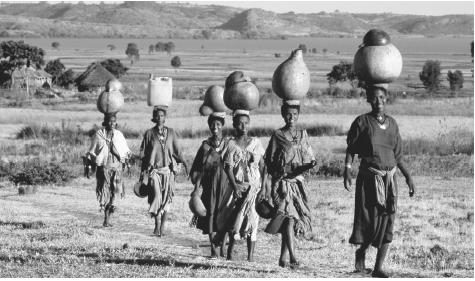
[86,84,415,277]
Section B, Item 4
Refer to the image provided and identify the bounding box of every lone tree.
[51,41,60,50]
[44,59,65,84]
[322,48,328,55]
[148,44,154,54]
[57,69,75,89]
[125,43,140,64]
[419,60,442,92]
[298,44,307,54]
[100,59,129,78]
[164,41,175,55]
[107,44,116,51]
[0,40,45,86]
[171,56,181,69]
[326,61,359,88]
[447,70,464,92]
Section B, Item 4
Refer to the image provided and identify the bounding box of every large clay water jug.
[199,105,213,116]
[203,85,228,112]
[148,75,172,107]
[223,71,259,111]
[353,29,402,84]
[272,49,310,100]
[189,192,206,217]
[97,90,124,114]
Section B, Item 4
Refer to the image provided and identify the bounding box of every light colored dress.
[87,128,130,209]
[224,137,265,241]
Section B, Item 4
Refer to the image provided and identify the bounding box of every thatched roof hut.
[11,65,53,89]
[75,63,115,92]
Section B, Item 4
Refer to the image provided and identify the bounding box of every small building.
[74,63,115,93]
[11,65,52,89]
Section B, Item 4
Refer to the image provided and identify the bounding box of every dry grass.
[0,175,472,277]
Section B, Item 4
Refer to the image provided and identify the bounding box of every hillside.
[0,2,472,38]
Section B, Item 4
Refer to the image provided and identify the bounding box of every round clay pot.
[203,85,228,112]
[223,71,259,111]
[353,43,402,84]
[363,29,391,46]
[97,90,124,114]
[189,193,207,217]
[199,105,214,116]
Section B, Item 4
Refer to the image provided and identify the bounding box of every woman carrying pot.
[343,85,415,278]
[140,106,187,237]
[261,100,316,269]
[86,113,131,227]
[189,112,233,259]
[223,109,265,262]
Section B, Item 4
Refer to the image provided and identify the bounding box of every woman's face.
[233,115,250,136]
[282,107,299,127]
[209,119,223,138]
[367,88,387,113]
[155,110,166,126]
[105,116,117,130]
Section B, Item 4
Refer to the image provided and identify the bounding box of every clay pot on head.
[272,49,310,100]
[223,71,259,111]
[203,85,228,112]
[97,90,124,114]
[363,29,391,46]
[354,30,402,84]
[199,104,213,116]
[106,79,123,91]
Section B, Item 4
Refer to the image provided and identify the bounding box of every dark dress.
[140,126,184,216]
[190,137,233,234]
[346,113,403,248]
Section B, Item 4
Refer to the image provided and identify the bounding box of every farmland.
[0,37,473,277]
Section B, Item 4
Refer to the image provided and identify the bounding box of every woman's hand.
[343,167,352,191]
[406,176,415,197]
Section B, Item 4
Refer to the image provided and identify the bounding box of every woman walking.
[262,100,316,269]
[343,85,415,278]
[224,110,265,262]
[86,113,131,227]
[190,112,233,258]
[140,106,187,237]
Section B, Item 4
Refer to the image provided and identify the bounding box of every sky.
[188,0,474,16]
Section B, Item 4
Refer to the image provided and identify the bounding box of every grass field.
[0,38,473,277]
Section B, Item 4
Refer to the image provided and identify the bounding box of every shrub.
[419,60,442,92]
[326,61,358,88]
[171,56,181,68]
[8,161,73,186]
[298,44,307,54]
[447,70,464,91]
[100,59,129,78]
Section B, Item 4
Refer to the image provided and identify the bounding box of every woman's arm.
[397,161,415,197]
[343,151,354,191]
[225,163,242,198]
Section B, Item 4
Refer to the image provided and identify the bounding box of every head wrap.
[232,109,250,117]
[283,99,300,106]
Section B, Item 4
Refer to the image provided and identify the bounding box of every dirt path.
[0,177,473,277]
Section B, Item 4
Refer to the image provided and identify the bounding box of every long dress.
[189,137,234,234]
[346,113,403,248]
[87,128,130,210]
[140,126,184,216]
[224,137,265,241]
[264,128,315,239]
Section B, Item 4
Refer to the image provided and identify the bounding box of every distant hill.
[0,2,472,38]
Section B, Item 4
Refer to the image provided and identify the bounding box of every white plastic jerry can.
[147,74,172,107]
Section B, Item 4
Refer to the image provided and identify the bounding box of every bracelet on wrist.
[345,163,352,169]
